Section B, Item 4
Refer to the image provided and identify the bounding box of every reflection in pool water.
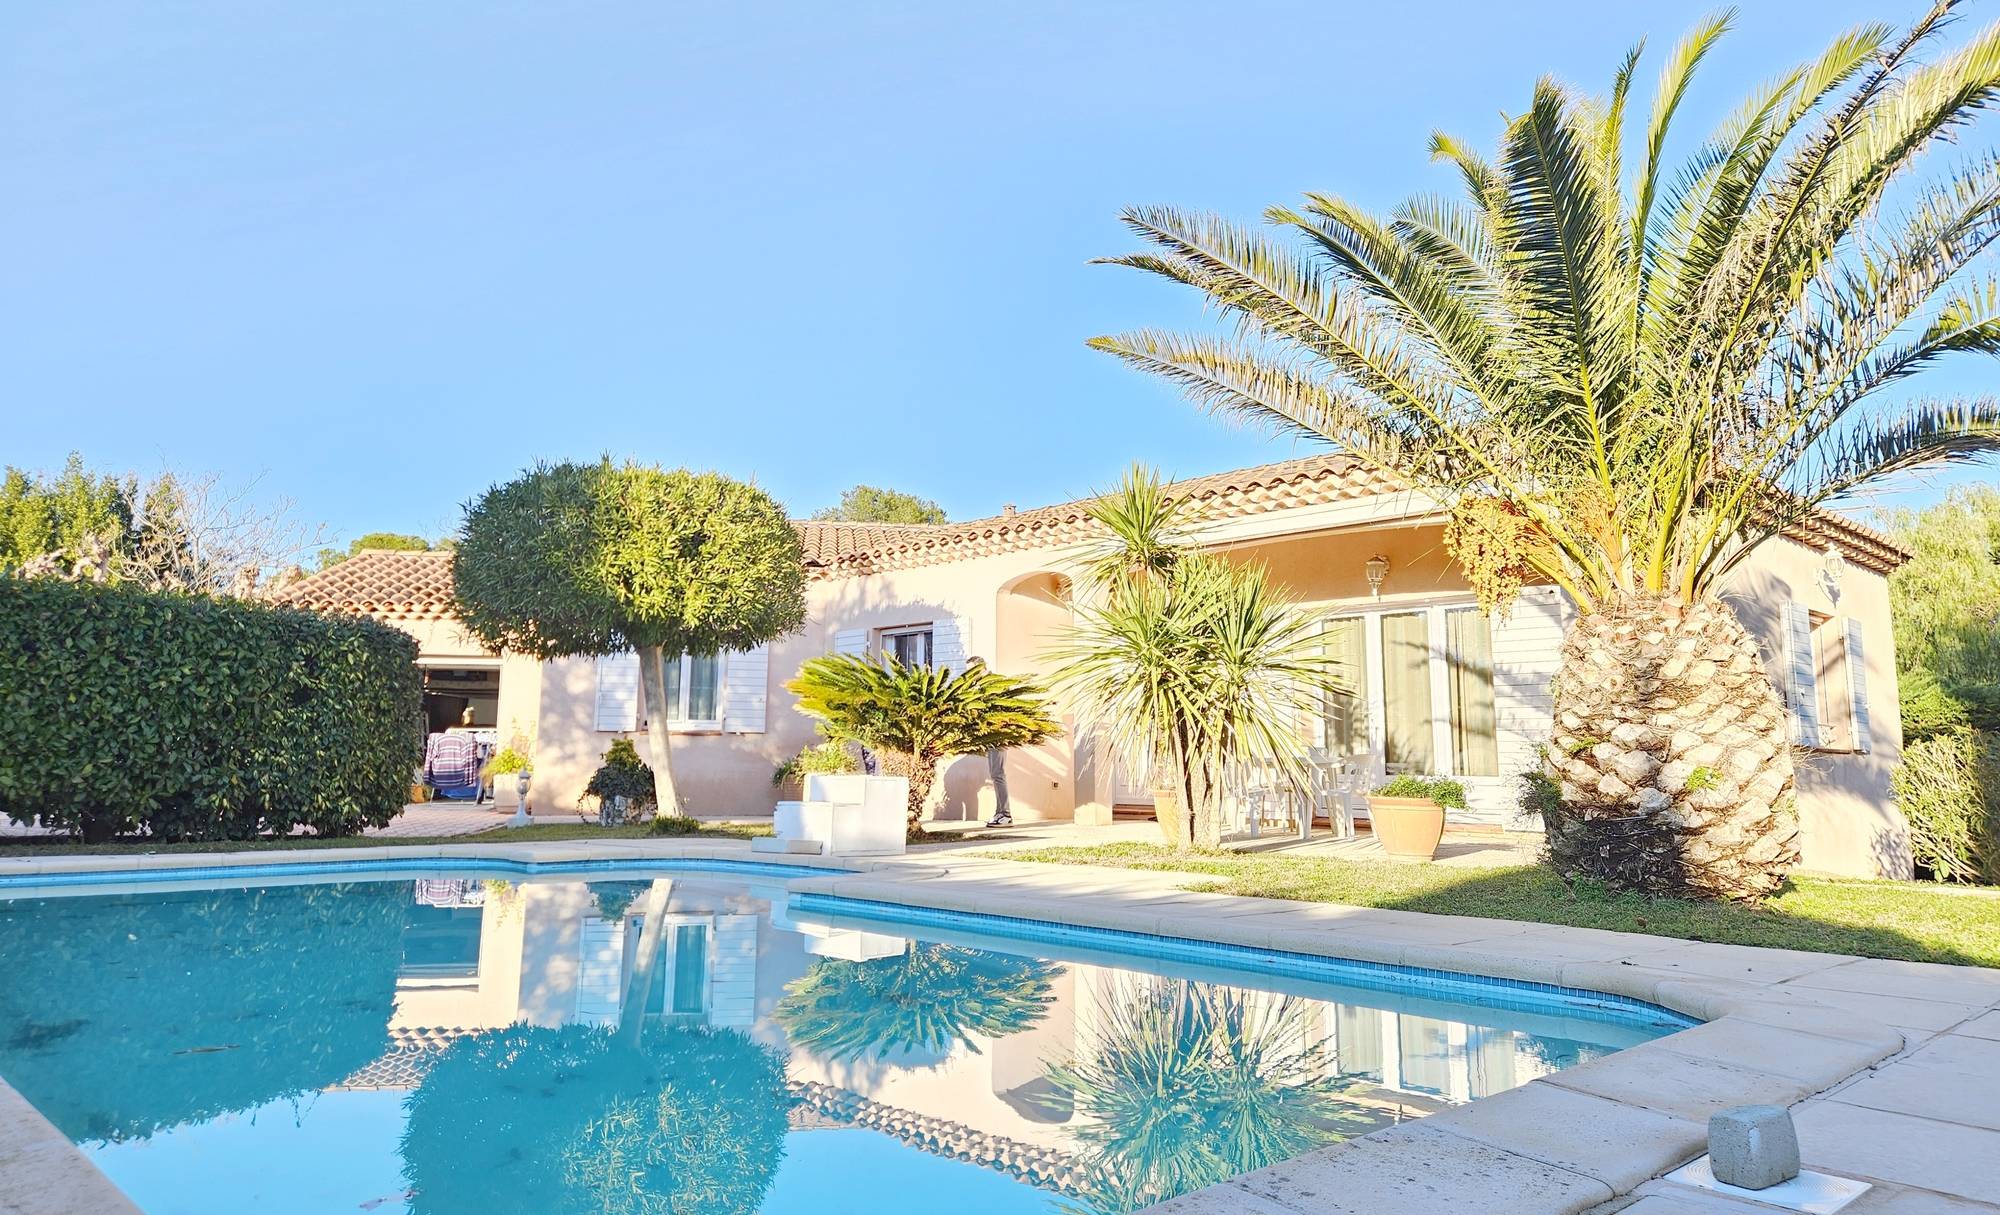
[0,873,1672,1214]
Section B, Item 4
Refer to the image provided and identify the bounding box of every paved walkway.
[363,802,509,838]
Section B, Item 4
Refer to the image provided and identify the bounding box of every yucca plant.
[785,654,1060,831]
[1049,467,1332,849]
[1091,4,2000,896]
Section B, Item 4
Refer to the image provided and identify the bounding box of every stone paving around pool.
[2,836,1996,1215]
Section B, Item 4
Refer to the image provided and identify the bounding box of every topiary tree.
[786,654,1060,831]
[454,461,806,814]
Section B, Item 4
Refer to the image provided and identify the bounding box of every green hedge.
[0,578,423,841]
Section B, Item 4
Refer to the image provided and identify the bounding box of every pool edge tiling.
[0,838,1971,1215]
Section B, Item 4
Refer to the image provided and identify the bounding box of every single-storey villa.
[272,453,1913,879]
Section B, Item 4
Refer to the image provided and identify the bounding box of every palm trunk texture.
[1543,594,1799,898]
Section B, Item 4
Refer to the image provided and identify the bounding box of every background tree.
[0,454,135,568]
[786,654,1059,831]
[1090,7,2000,895]
[811,484,949,524]
[316,531,437,569]
[1884,488,2000,881]
[1048,468,1330,849]
[455,460,807,814]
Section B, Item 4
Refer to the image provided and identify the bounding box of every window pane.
[672,924,708,1014]
[1447,609,1499,777]
[889,630,932,668]
[686,653,719,721]
[1322,617,1369,756]
[662,655,681,721]
[1381,612,1433,773]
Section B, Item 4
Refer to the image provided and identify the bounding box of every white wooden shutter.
[1785,601,1822,749]
[832,628,868,657]
[1487,585,1566,827]
[575,917,627,1025]
[1844,617,1872,754]
[932,616,970,671]
[594,652,641,732]
[722,645,769,733]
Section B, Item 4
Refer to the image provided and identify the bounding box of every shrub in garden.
[1371,775,1468,809]
[770,739,860,788]
[0,578,423,841]
[1893,730,2000,884]
[583,738,658,821]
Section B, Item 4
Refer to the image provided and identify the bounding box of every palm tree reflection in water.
[1044,977,1372,1215]
[774,941,1061,1063]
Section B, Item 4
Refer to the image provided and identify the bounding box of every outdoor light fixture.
[1364,555,1390,599]
[1819,544,1846,602]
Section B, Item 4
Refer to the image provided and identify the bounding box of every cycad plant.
[785,654,1060,831]
[1049,467,1331,849]
[1091,5,2000,896]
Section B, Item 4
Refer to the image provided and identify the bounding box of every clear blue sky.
[2,0,1992,545]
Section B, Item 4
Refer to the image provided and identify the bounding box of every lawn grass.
[1007,842,2000,968]
[0,819,770,857]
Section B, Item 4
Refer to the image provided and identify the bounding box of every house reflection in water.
[324,873,1630,1210]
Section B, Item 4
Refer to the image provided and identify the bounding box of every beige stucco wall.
[491,496,1909,880]
[1723,536,1908,879]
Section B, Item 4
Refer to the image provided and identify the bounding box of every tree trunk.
[876,750,934,836]
[1543,593,1798,899]
[1188,763,1224,850]
[635,644,683,818]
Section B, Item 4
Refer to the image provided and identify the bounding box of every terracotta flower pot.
[1367,796,1446,861]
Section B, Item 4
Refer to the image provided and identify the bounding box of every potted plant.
[770,739,860,800]
[487,747,532,810]
[1365,775,1467,861]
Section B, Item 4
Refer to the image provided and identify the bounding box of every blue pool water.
[0,867,1686,1214]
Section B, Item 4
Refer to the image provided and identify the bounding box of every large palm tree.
[1091,4,2000,897]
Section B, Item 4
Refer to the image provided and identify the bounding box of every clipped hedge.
[0,578,423,841]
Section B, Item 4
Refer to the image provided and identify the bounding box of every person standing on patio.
[963,656,1014,827]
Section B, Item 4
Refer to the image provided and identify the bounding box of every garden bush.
[1893,729,2000,884]
[0,578,423,841]
[583,737,658,820]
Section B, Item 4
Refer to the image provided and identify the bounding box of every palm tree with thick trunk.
[1092,3,2000,897]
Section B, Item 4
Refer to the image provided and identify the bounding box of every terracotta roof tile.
[268,549,458,621]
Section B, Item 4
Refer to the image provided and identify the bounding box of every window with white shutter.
[595,653,641,732]
[1844,618,1872,754]
[1784,601,1823,748]
[722,645,769,733]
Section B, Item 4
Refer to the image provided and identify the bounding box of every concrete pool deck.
[2,837,1995,1215]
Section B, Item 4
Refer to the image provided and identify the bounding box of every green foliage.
[772,942,1058,1063]
[584,739,658,818]
[648,813,708,836]
[486,746,531,776]
[1685,766,1720,794]
[0,881,407,1142]
[1893,730,2000,884]
[1371,774,1468,809]
[454,459,807,661]
[1048,467,1332,848]
[786,654,1060,828]
[1045,977,1367,1213]
[811,484,948,525]
[401,1023,790,1215]
[0,579,423,841]
[0,454,136,568]
[589,880,650,919]
[1517,768,1562,822]
[771,739,860,787]
[1884,488,2000,683]
[317,531,436,569]
[1091,12,2000,611]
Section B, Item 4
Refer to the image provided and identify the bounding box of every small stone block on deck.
[750,837,823,855]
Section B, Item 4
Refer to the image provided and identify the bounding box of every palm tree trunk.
[635,644,682,818]
[1543,594,1798,898]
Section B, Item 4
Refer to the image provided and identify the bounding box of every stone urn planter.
[1366,777,1467,861]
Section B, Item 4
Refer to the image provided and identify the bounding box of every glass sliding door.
[1322,617,1369,757]
[1380,611,1434,774]
[1446,608,1499,777]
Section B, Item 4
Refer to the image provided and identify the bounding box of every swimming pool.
[0,864,1689,1214]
